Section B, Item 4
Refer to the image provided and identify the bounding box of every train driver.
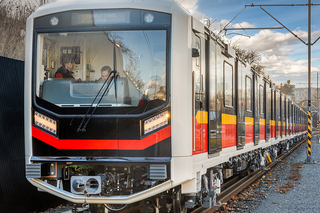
[54,55,81,81]
[96,65,112,82]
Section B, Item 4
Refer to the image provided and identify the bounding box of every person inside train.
[97,65,112,82]
[54,55,81,81]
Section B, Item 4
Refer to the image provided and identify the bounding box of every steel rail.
[191,138,307,213]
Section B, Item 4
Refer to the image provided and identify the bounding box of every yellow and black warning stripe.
[308,111,311,156]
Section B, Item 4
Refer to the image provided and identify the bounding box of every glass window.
[196,42,200,67]
[224,62,233,107]
[209,49,216,115]
[260,85,264,114]
[35,30,167,112]
[246,76,252,111]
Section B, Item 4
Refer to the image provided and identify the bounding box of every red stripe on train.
[260,125,266,140]
[32,126,171,150]
[222,124,237,148]
[245,124,254,144]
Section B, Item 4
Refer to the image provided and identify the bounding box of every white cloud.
[230,29,320,86]
[176,0,207,20]
[176,0,198,10]
[231,29,320,53]
[176,0,199,11]
[232,22,256,29]
[208,19,230,34]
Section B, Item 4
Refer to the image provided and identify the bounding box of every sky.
[18,0,320,88]
[178,0,320,88]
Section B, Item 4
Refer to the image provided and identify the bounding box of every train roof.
[30,0,189,19]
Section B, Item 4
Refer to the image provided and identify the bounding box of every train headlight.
[34,111,57,134]
[144,111,169,135]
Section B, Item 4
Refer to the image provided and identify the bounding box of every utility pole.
[307,0,312,162]
[317,72,320,143]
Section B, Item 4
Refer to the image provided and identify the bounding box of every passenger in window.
[54,55,81,81]
[97,66,112,82]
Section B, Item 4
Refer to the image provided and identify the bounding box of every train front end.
[24,1,178,205]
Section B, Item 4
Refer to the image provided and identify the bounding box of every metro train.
[24,0,307,212]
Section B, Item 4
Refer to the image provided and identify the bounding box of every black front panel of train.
[32,116,171,157]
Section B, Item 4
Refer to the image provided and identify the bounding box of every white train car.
[24,0,307,212]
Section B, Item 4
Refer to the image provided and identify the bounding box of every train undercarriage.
[33,134,306,213]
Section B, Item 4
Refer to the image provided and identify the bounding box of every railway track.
[191,138,307,213]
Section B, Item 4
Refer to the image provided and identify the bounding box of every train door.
[281,94,285,137]
[221,53,236,149]
[294,105,297,134]
[299,110,301,133]
[215,46,223,151]
[192,33,207,154]
[244,72,254,144]
[286,98,288,135]
[253,73,260,145]
[292,104,297,134]
[289,103,292,135]
[208,38,222,154]
[265,81,271,142]
[290,101,293,135]
[288,100,290,135]
[271,86,275,139]
[275,91,280,139]
[236,59,245,149]
[259,80,266,141]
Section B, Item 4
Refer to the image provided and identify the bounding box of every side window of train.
[260,85,264,114]
[224,61,233,107]
[196,42,200,67]
[246,76,252,111]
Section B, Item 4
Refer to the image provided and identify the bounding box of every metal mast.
[307,0,312,162]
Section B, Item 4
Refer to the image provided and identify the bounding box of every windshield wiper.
[77,70,119,132]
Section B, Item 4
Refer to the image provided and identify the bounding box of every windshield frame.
[32,10,171,117]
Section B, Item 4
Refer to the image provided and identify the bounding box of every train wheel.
[172,189,187,213]
[104,204,128,212]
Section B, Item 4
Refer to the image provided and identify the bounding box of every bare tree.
[124,59,145,90]
[0,1,36,61]
[232,45,266,76]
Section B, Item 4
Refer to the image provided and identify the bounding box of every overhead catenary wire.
[259,6,307,45]
[218,6,247,36]
[235,18,249,37]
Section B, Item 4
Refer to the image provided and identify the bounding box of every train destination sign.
[93,10,130,26]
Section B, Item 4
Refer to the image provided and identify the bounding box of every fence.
[0,56,64,212]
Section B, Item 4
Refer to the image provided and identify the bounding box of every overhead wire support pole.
[245,4,320,46]
[218,7,246,35]
[307,0,313,163]
[317,72,319,141]
[245,3,320,7]
[224,27,283,30]
[239,2,320,163]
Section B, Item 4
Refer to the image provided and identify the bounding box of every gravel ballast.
[251,135,320,213]
[222,134,320,213]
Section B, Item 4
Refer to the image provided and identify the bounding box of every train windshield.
[35,30,167,112]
